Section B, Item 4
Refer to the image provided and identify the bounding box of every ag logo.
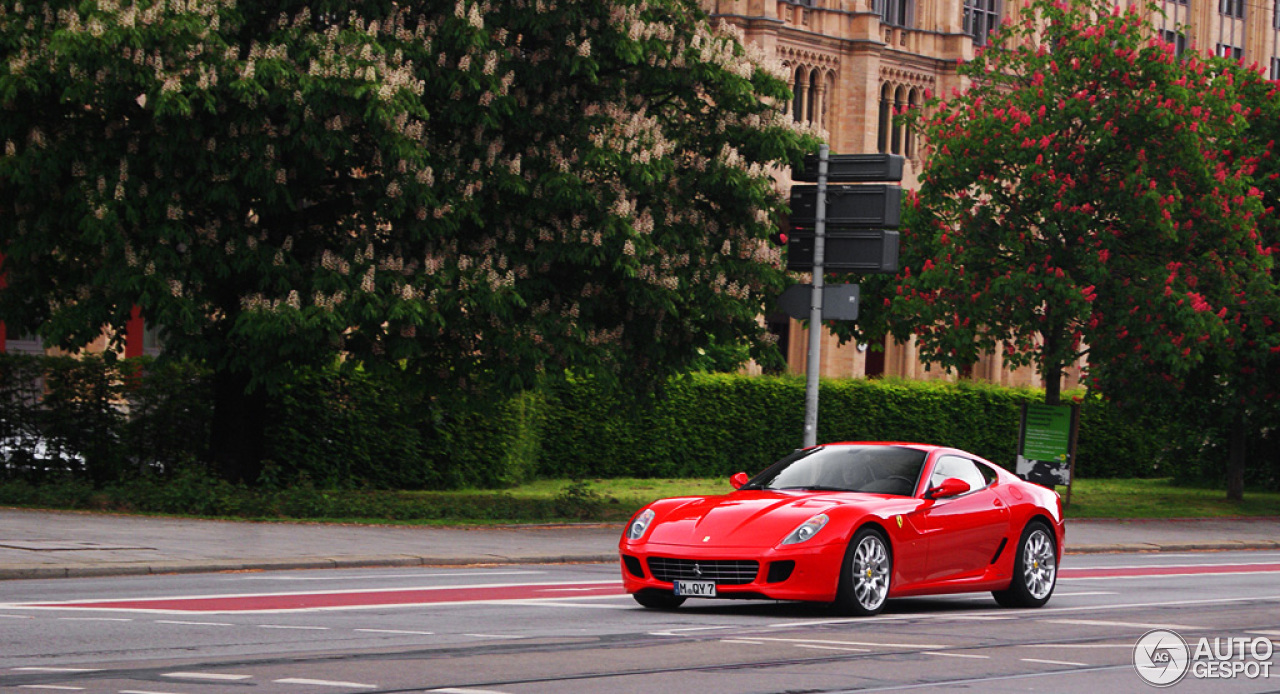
[1133,628,1190,687]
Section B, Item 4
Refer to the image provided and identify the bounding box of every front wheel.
[992,521,1057,608]
[633,590,686,610]
[833,527,892,616]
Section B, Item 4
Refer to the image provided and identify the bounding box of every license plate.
[674,580,716,597]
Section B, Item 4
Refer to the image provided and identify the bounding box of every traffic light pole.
[802,145,829,449]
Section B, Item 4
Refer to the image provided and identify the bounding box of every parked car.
[619,441,1064,615]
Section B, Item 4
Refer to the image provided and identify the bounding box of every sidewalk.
[0,508,1277,580]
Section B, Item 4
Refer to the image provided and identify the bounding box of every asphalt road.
[1,551,1278,693]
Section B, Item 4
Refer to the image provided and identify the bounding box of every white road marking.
[1043,618,1203,631]
[56,617,131,622]
[768,594,1280,629]
[720,639,765,645]
[650,625,737,636]
[1019,643,1134,649]
[239,570,544,581]
[492,600,631,610]
[18,686,84,691]
[257,624,329,630]
[354,628,435,635]
[750,637,949,649]
[273,678,376,688]
[1067,560,1280,570]
[1021,657,1090,667]
[924,651,990,659]
[795,644,871,652]
[0,614,34,619]
[161,672,252,681]
[154,620,233,626]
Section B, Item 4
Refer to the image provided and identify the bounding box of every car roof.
[815,441,943,452]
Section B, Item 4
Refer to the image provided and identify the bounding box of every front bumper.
[619,540,847,603]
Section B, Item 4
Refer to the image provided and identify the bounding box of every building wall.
[711,0,1277,391]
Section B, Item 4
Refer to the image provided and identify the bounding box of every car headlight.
[626,508,656,541]
[781,513,829,545]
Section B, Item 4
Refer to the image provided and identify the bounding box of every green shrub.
[263,367,433,489]
[538,373,1168,479]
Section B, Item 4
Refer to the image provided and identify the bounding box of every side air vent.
[990,538,1008,565]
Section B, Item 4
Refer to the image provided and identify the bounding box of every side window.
[928,455,989,493]
[975,461,999,486]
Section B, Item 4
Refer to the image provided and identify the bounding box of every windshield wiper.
[773,485,851,492]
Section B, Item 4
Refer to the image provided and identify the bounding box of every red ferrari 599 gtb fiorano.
[619,442,1065,615]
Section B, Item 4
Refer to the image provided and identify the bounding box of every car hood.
[644,491,882,549]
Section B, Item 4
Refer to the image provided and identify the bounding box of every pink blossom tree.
[842,0,1273,416]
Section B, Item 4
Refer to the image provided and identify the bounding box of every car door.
[917,454,1010,583]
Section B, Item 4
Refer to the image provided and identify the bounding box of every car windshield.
[742,445,926,496]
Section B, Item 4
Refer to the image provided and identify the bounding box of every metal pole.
[802,145,829,449]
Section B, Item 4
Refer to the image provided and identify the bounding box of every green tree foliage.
[0,0,819,481]
[838,0,1275,413]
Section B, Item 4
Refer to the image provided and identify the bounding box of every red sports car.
[619,442,1065,615]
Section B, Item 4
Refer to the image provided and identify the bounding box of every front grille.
[647,557,760,585]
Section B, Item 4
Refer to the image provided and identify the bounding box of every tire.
[992,520,1057,608]
[632,590,686,610]
[833,527,892,616]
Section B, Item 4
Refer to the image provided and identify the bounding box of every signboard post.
[783,151,903,450]
[1016,403,1080,504]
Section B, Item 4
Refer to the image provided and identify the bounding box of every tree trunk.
[1226,412,1246,502]
[1043,363,1062,406]
[1040,325,1063,406]
[209,368,267,484]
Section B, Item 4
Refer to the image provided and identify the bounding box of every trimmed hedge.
[0,353,1182,490]
[538,373,1168,480]
[0,354,545,490]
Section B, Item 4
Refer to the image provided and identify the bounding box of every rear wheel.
[633,590,686,610]
[993,520,1057,608]
[834,527,892,616]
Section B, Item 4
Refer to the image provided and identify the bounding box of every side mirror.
[730,472,750,490]
[925,477,970,500]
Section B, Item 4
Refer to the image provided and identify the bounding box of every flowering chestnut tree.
[1094,57,1280,499]
[841,0,1274,412]
[0,0,818,481]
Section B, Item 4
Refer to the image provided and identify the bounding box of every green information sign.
[1021,403,1072,463]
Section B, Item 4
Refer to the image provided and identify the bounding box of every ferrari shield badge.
[896,515,903,528]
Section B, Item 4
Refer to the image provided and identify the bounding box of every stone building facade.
[711,0,1280,391]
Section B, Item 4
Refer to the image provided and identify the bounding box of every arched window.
[891,85,907,154]
[877,83,892,153]
[793,67,807,123]
[905,88,919,157]
[807,70,819,126]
